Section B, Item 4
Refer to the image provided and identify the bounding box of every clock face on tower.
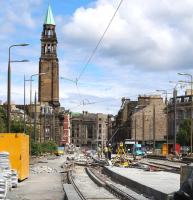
[38,5,60,108]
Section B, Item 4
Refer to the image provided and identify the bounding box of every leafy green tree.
[177,119,191,146]
[0,106,7,132]
[31,140,57,156]
[10,120,31,135]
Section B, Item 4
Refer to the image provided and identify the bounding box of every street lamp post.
[169,81,184,153]
[173,88,177,154]
[34,91,37,141]
[24,75,32,133]
[29,73,46,138]
[178,73,193,155]
[7,43,29,133]
[156,89,169,154]
[28,72,46,157]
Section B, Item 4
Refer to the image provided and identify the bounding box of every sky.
[0,0,193,115]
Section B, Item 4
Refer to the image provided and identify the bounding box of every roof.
[44,4,55,25]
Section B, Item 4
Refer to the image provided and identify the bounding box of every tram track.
[67,165,118,200]
[66,163,149,200]
[139,158,188,174]
[67,169,86,200]
[64,156,182,200]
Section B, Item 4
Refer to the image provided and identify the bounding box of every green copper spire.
[44,4,55,25]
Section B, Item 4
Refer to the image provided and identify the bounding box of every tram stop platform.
[104,166,180,200]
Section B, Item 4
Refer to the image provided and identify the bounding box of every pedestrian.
[108,144,112,160]
[97,144,102,159]
[104,146,108,159]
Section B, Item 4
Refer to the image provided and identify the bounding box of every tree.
[177,119,191,146]
[0,106,7,132]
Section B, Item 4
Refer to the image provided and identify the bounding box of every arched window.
[47,44,51,53]
[51,45,54,53]
[48,29,51,36]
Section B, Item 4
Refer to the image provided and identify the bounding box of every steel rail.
[67,170,86,200]
[86,167,138,200]
[67,161,147,200]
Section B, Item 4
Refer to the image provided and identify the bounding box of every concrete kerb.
[103,166,174,200]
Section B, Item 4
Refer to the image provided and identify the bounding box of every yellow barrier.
[0,133,29,181]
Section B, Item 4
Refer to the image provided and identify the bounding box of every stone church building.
[28,5,65,144]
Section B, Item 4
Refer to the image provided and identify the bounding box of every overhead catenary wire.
[76,0,124,82]
[73,0,124,106]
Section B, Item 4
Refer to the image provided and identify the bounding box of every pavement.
[105,166,180,200]
[7,155,65,200]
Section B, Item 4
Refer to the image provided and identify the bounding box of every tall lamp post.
[7,43,29,132]
[24,75,32,133]
[156,89,169,154]
[28,72,46,156]
[29,73,46,137]
[178,72,193,155]
[169,81,184,153]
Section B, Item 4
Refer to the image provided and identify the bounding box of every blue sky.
[1,0,193,114]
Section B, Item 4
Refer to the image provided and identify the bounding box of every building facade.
[71,112,96,147]
[96,113,108,147]
[168,90,193,143]
[38,5,59,107]
[70,112,110,148]
[131,95,167,146]
[112,98,137,144]
[37,5,63,144]
[112,96,167,148]
[61,112,71,145]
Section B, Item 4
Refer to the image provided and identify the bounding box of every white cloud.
[2,0,193,115]
[62,0,193,71]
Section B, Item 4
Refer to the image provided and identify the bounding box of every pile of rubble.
[0,152,18,199]
[31,165,58,174]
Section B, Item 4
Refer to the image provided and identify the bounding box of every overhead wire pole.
[178,73,193,155]
[156,89,169,155]
[169,81,185,153]
[142,111,145,145]
[153,104,156,154]
[24,76,32,133]
[135,116,137,145]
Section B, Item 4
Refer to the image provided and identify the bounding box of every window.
[99,129,101,134]
[99,118,102,121]
[47,44,51,53]
[99,124,102,128]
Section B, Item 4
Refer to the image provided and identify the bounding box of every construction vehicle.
[124,139,136,153]
[112,142,130,167]
[133,144,145,156]
[55,146,64,156]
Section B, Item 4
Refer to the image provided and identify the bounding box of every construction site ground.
[7,155,65,200]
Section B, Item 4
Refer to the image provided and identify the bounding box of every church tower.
[39,5,60,107]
